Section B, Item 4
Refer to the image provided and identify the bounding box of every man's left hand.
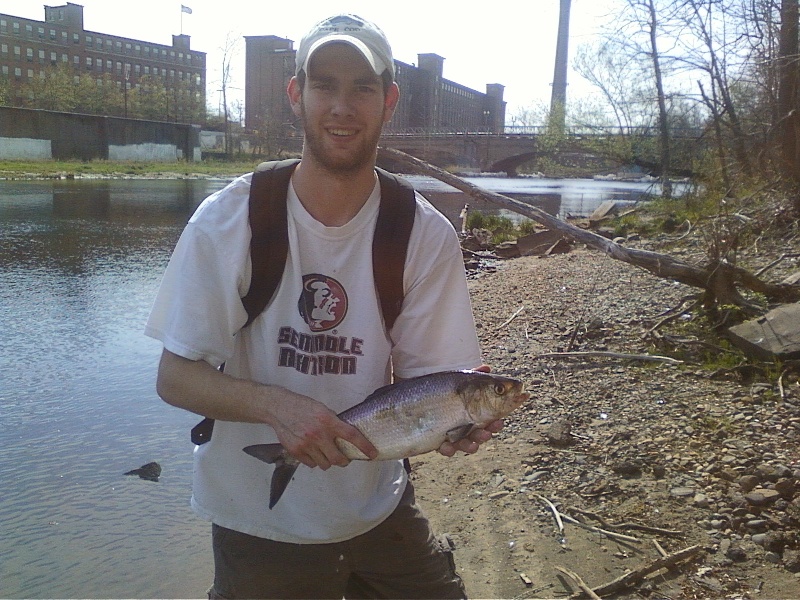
[437,418,504,457]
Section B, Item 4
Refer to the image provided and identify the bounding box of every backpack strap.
[241,159,300,327]
[374,167,416,330]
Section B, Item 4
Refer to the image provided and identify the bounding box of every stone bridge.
[375,126,704,175]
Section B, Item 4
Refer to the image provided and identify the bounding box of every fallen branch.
[494,305,525,331]
[556,567,602,600]
[535,494,566,544]
[569,508,683,537]
[534,351,683,365]
[576,544,704,598]
[379,147,800,312]
[559,513,642,544]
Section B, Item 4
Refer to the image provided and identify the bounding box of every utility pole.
[549,0,572,133]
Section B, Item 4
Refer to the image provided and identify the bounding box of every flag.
[181,5,192,14]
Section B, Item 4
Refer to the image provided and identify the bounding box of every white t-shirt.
[145,170,482,543]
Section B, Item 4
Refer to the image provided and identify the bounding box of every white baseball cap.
[296,14,395,80]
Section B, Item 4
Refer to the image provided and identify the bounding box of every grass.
[0,158,266,178]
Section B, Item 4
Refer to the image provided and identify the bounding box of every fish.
[243,370,529,509]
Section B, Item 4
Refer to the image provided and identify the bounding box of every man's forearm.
[156,349,273,424]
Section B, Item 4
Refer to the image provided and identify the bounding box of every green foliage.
[465,211,537,243]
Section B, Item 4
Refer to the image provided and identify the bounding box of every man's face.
[288,43,399,175]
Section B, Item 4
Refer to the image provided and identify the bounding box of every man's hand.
[267,390,379,470]
[437,419,504,457]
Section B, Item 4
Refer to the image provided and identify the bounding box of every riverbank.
[0,158,264,180]
[423,220,800,599]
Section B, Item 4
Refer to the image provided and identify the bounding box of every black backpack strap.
[374,168,417,331]
[241,159,301,327]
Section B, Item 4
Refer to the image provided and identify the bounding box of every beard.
[299,101,384,176]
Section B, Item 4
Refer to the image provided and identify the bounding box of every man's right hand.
[265,389,379,470]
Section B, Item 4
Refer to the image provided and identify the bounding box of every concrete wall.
[0,107,201,162]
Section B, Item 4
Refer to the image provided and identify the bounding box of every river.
[0,174,677,598]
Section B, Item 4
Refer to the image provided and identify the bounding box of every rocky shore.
[412,231,800,599]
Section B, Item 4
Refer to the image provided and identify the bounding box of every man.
[146,14,502,599]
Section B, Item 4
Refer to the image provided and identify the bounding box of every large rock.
[727,303,800,360]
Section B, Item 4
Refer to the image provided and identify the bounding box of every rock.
[774,478,797,500]
[745,488,782,506]
[612,461,642,478]
[738,474,761,492]
[784,549,800,573]
[124,461,161,482]
[545,420,573,447]
[670,487,695,498]
[727,304,800,360]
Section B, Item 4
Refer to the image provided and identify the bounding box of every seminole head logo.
[298,274,348,332]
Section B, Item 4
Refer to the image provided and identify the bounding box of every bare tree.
[777,0,800,200]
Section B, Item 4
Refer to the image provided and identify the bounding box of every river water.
[0,174,674,598]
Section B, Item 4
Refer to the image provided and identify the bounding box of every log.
[379,147,800,312]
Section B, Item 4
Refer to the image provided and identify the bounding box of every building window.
[61,32,67,42]
[49,51,57,64]
[1,44,7,55]
[86,35,92,46]
[38,27,45,39]
[1,65,8,77]
[26,24,33,37]
[116,41,122,51]
[135,44,140,55]
[14,46,20,59]
[96,38,102,50]
[144,66,150,75]
[39,49,45,63]
[86,57,93,69]
[73,55,79,66]
[73,33,79,44]
[106,60,112,70]
[12,22,20,35]
[14,67,21,79]
[26,48,33,62]
[125,43,132,53]
[62,53,68,63]
[0,19,6,33]
[50,29,56,40]
[27,68,33,79]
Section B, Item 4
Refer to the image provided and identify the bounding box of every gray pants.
[208,481,466,599]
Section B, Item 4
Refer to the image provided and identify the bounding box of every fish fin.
[243,444,299,510]
[445,424,476,444]
[243,443,285,464]
[269,461,299,509]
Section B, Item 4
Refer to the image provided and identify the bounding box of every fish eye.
[494,383,505,395]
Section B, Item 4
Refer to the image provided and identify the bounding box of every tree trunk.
[644,0,673,197]
[378,147,800,312]
[778,0,800,205]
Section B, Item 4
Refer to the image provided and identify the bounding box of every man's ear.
[383,82,400,123]
[287,76,302,117]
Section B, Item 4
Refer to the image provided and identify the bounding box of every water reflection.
[0,174,675,598]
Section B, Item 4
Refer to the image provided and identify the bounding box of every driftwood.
[533,351,683,365]
[582,544,704,598]
[556,567,602,600]
[379,147,800,314]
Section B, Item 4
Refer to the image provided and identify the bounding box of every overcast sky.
[5,0,617,118]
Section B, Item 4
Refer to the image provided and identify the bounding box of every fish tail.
[242,444,299,510]
[269,461,299,509]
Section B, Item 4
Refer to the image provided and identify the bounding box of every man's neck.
[291,159,377,227]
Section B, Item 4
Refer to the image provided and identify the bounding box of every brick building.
[0,3,206,122]
[244,34,505,134]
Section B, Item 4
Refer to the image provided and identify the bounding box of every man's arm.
[156,349,378,469]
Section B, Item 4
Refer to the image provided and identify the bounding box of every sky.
[4,0,618,121]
